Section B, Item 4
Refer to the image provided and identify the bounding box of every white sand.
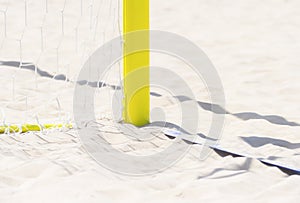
[1,0,300,202]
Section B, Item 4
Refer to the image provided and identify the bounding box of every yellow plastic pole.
[123,0,150,126]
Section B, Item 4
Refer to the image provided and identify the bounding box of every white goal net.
[0,0,122,129]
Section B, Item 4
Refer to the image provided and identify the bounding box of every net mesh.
[0,0,122,130]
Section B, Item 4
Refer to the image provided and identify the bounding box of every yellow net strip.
[0,123,73,134]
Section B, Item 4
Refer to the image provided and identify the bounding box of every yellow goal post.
[123,0,150,126]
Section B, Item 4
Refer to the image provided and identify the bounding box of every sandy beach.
[1,0,300,202]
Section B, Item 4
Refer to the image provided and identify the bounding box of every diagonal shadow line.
[172,95,300,127]
[2,60,299,127]
[1,61,67,80]
[146,121,217,141]
[173,95,230,115]
[240,136,300,150]
[233,112,300,126]
[0,60,121,90]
